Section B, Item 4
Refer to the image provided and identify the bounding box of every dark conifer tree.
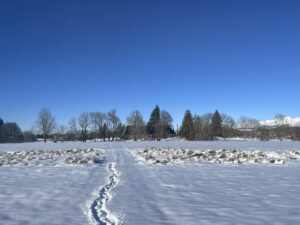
[0,119,23,143]
[211,110,223,140]
[102,123,107,141]
[0,118,4,142]
[146,105,161,140]
[2,122,23,142]
[179,110,194,140]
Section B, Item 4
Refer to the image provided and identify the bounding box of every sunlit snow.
[1,141,300,225]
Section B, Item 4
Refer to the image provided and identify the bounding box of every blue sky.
[1,0,300,130]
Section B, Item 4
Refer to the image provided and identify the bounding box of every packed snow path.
[90,162,120,225]
[98,142,300,225]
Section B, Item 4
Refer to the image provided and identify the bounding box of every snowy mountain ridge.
[260,116,300,127]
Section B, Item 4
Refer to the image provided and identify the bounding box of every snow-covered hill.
[260,116,300,127]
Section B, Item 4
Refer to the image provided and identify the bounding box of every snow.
[0,160,108,225]
[0,148,104,166]
[89,162,121,225]
[133,148,297,165]
[1,141,300,224]
[260,116,300,127]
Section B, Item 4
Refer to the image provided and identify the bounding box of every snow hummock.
[0,148,104,167]
[260,116,300,126]
[134,148,300,165]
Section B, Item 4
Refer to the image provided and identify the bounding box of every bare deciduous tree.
[127,110,145,141]
[274,114,288,140]
[239,116,260,129]
[222,114,236,139]
[200,113,213,140]
[275,114,287,126]
[160,110,173,138]
[36,108,56,143]
[239,116,260,140]
[78,112,90,142]
[193,115,202,140]
[56,125,67,142]
[107,109,120,141]
[90,112,107,141]
[68,117,78,141]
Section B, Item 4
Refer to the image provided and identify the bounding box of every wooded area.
[1,107,300,143]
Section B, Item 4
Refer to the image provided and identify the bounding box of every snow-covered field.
[1,141,300,225]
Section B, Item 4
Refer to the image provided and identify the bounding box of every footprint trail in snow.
[90,162,120,225]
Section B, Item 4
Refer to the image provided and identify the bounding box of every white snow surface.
[1,141,300,225]
[260,116,300,127]
[134,148,299,165]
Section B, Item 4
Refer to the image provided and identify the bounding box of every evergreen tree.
[179,110,194,140]
[146,105,161,140]
[193,115,202,140]
[0,118,3,142]
[102,123,107,141]
[211,110,223,140]
[2,122,23,142]
[0,120,23,143]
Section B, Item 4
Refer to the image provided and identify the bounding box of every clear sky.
[1,0,300,130]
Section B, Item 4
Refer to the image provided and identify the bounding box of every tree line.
[34,106,175,143]
[179,111,300,141]
[0,118,35,143]
[1,107,300,143]
[179,110,238,140]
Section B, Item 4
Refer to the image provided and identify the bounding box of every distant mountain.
[260,116,300,127]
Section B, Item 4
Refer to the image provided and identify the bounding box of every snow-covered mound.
[260,116,300,127]
[135,148,300,165]
[0,148,104,166]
